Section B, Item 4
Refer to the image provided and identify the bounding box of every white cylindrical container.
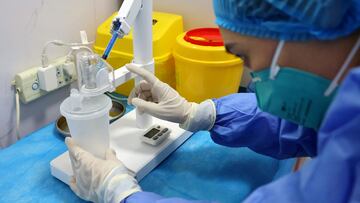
[60,90,112,159]
[134,76,153,129]
[136,109,152,129]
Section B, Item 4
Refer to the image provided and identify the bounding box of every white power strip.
[14,57,77,103]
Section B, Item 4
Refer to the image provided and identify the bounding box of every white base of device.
[50,109,192,184]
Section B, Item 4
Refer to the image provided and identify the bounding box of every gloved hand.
[65,137,141,203]
[127,64,196,124]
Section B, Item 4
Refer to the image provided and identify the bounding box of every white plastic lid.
[60,89,112,120]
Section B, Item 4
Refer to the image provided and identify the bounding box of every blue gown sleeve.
[243,68,360,202]
[121,192,214,203]
[211,93,317,159]
[122,69,360,203]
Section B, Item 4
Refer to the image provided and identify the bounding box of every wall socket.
[14,57,77,104]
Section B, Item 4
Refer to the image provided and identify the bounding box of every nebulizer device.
[60,50,115,159]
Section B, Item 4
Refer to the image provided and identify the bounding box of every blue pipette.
[102,19,121,60]
[102,33,118,60]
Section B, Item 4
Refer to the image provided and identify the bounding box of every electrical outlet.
[14,57,77,104]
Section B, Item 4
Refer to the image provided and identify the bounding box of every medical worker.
[65,0,360,202]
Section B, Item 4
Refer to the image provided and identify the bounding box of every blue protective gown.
[122,67,360,203]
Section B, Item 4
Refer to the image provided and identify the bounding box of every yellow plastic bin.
[173,28,243,103]
[94,12,183,96]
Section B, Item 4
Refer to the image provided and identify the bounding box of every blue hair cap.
[213,0,360,41]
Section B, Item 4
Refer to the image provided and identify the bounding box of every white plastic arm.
[109,61,154,88]
[113,0,143,37]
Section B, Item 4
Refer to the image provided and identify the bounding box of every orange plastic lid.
[184,28,224,46]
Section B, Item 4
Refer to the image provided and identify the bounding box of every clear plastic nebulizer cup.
[60,89,112,159]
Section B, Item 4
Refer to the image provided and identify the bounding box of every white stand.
[50,110,192,184]
[50,0,188,185]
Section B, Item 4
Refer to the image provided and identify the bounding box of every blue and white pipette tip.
[102,33,118,60]
[102,19,121,60]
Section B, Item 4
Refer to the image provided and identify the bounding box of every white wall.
[154,0,216,30]
[0,0,120,148]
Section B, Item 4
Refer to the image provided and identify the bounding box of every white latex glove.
[127,64,196,124]
[65,137,141,203]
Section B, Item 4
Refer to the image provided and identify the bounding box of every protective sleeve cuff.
[103,167,142,203]
[180,100,216,132]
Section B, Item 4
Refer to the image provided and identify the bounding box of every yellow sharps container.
[173,28,243,103]
[94,12,183,96]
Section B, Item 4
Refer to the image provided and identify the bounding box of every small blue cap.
[213,0,360,41]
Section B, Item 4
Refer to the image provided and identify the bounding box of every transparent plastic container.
[60,90,112,159]
[76,52,115,97]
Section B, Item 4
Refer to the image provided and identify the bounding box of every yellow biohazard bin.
[94,12,183,96]
[173,28,243,103]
